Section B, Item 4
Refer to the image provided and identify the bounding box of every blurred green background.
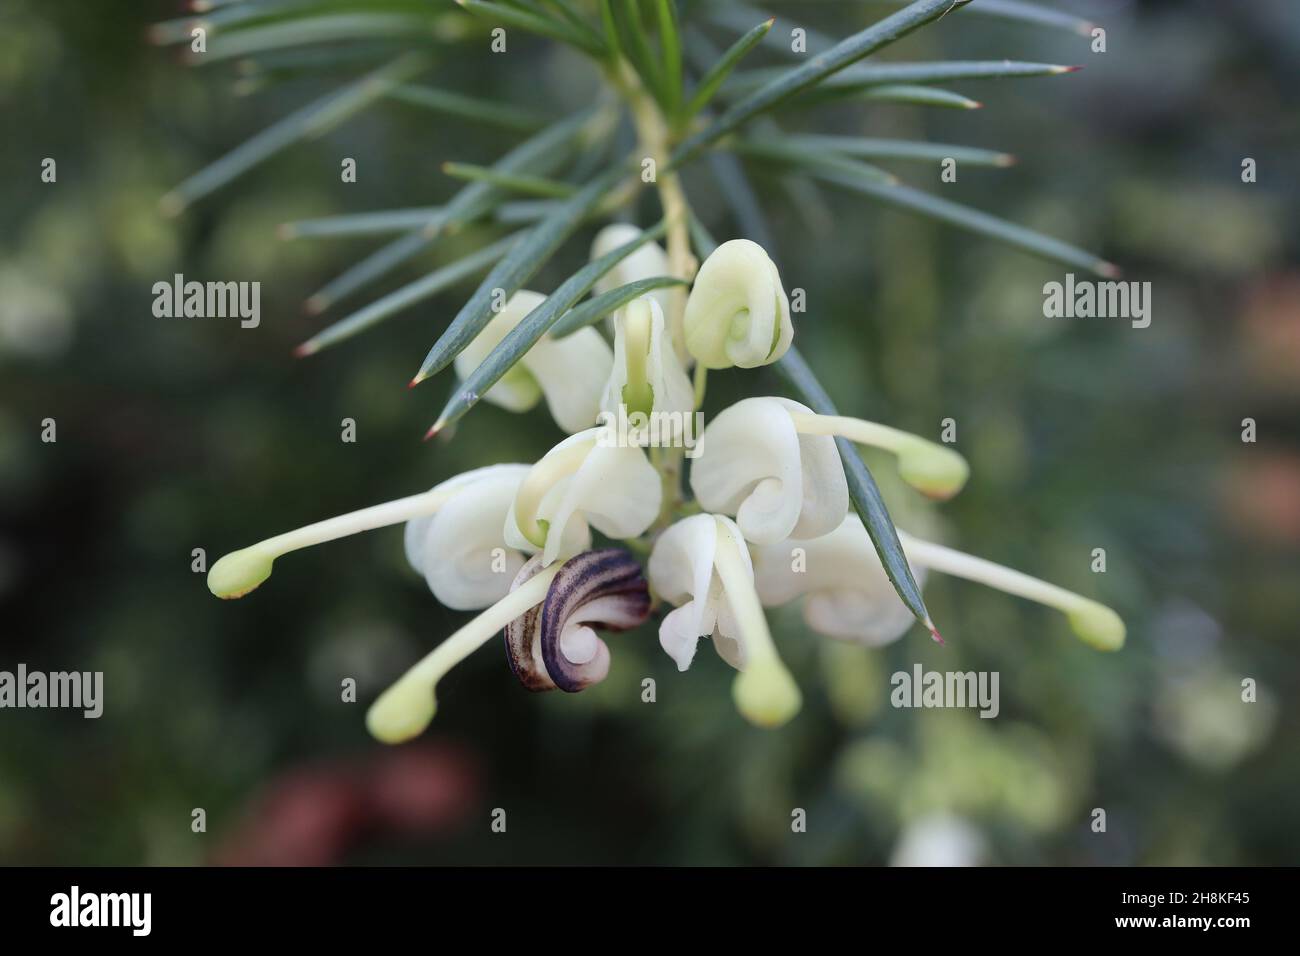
[1,0,1297,865]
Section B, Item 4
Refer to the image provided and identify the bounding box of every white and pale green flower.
[505,426,662,567]
[752,514,1126,651]
[648,514,802,727]
[683,238,792,369]
[454,289,613,433]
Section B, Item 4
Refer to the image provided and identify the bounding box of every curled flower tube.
[453,289,612,433]
[505,549,652,692]
[752,515,1125,651]
[590,223,676,328]
[683,238,792,369]
[367,547,651,744]
[505,426,662,567]
[208,464,536,605]
[689,397,850,546]
[648,514,802,727]
[600,295,694,442]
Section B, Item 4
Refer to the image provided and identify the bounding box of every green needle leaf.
[758,135,1014,168]
[279,206,445,240]
[728,59,1079,97]
[427,221,668,434]
[656,0,683,113]
[671,0,971,166]
[776,347,938,638]
[550,275,687,337]
[303,107,603,311]
[295,232,524,356]
[411,163,632,386]
[875,0,1097,36]
[800,156,1119,275]
[733,138,899,186]
[682,16,774,121]
[160,52,429,214]
[453,0,607,55]
[441,162,577,198]
[386,84,548,132]
[848,84,983,109]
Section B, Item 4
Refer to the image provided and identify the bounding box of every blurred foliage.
[1,0,1297,865]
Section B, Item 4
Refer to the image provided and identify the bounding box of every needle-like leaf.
[386,84,548,132]
[453,0,608,55]
[160,52,429,214]
[295,232,524,356]
[758,134,1014,168]
[727,59,1078,96]
[279,206,445,240]
[672,0,971,166]
[411,163,632,386]
[874,0,1097,36]
[427,221,668,434]
[550,275,687,337]
[304,106,604,311]
[797,155,1119,275]
[441,162,577,198]
[776,347,938,638]
[656,0,684,113]
[681,16,774,121]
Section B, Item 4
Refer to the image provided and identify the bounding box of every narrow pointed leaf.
[195,14,435,64]
[412,163,631,384]
[541,0,609,50]
[430,222,668,431]
[733,138,898,186]
[296,232,524,356]
[876,0,1097,35]
[682,16,774,120]
[454,0,607,55]
[728,60,1078,96]
[160,53,429,214]
[616,0,666,105]
[761,134,1014,168]
[280,206,444,240]
[656,0,683,112]
[672,0,970,166]
[776,347,935,634]
[387,84,547,132]
[442,162,577,198]
[305,107,602,309]
[550,275,686,337]
[853,84,982,109]
[802,157,1118,275]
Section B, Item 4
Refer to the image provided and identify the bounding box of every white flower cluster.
[207,227,1123,742]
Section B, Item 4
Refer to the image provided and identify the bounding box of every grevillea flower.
[208,464,539,606]
[648,514,802,728]
[454,289,612,433]
[505,426,662,566]
[752,514,1126,651]
[368,547,651,743]
[600,294,694,441]
[683,238,792,369]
